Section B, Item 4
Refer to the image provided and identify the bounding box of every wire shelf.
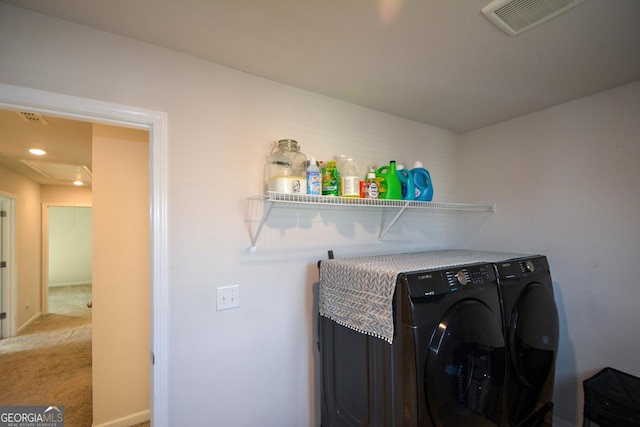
[248,192,495,212]
[246,192,495,252]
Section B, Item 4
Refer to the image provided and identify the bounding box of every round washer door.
[509,282,559,388]
[425,299,505,427]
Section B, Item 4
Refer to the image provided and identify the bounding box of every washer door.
[425,299,505,426]
[509,282,559,388]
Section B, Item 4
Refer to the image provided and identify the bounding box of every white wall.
[48,206,92,286]
[0,5,466,425]
[459,81,640,425]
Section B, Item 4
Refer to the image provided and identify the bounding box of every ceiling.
[1,1,639,185]
[0,109,93,186]
[4,0,640,134]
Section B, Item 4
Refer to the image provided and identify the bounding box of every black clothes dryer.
[319,253,506,427]
[494,255,559,427]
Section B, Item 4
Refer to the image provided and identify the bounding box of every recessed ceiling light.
[29,148,46,155]
[73,180,84,186]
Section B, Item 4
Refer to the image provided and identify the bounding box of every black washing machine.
[318,252,506,426]
[493,255,559,427]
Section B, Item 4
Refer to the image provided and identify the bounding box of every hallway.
[0,285,92,426]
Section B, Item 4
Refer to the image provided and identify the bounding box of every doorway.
[44,205,93,315]
[0,83,169,426]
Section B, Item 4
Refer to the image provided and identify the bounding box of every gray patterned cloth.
[318,249,526,343]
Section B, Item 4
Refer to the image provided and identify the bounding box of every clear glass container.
[265,139,307,194]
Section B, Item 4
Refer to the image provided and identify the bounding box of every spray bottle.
[306,157,321,195]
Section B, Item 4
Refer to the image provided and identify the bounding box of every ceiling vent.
[16,111,49,125]
[482,0,586,36]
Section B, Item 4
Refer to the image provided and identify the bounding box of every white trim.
[48,281,92,287]
[0,83,169,427]
[0,192,17,338]
[16,311,41,335]
[91,409,150,427]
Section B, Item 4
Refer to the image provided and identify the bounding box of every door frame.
[0,83,169,427]
[0,192,16,340]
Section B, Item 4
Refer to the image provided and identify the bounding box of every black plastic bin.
[583,367,640,426]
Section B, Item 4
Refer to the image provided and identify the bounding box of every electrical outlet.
[216,285,240,311]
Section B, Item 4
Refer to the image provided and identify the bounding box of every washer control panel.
[403,263,496,298]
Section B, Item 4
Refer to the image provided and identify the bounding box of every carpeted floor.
[0,285,93,427]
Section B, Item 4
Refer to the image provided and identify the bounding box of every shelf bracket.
[249,199,274,253]
[378,202,410,242]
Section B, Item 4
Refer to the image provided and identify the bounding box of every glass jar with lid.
[264,139,307,194]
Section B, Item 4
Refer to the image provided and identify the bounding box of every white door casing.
[0,83,169,427]
[0,194,16,340]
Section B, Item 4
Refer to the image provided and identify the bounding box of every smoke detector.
[482,0,587,36]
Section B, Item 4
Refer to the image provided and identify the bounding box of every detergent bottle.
[375,161,402,200]
[396,164,415,200]
[321,160,339,196]
[412,161,433,201]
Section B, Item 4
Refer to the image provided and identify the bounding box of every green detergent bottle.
[375,160,402,200]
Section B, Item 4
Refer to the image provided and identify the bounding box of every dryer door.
[509,282,559,388]
[425,299,505,426]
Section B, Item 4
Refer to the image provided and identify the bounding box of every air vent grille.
[16,111,49,125]
[482,0,586,35]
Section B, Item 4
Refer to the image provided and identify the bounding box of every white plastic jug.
[340,158,360,198]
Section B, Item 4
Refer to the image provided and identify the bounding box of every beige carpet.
[0,285,93,427]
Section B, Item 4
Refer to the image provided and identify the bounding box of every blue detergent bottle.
[396,164,415,200]
[412,161,433,201]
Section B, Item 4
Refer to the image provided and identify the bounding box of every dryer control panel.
[402,263,496,298]
[495,255,549,280]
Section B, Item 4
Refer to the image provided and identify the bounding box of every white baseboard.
[49,281,92,288]
[16,311,41,335]
[92,409,150,427]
